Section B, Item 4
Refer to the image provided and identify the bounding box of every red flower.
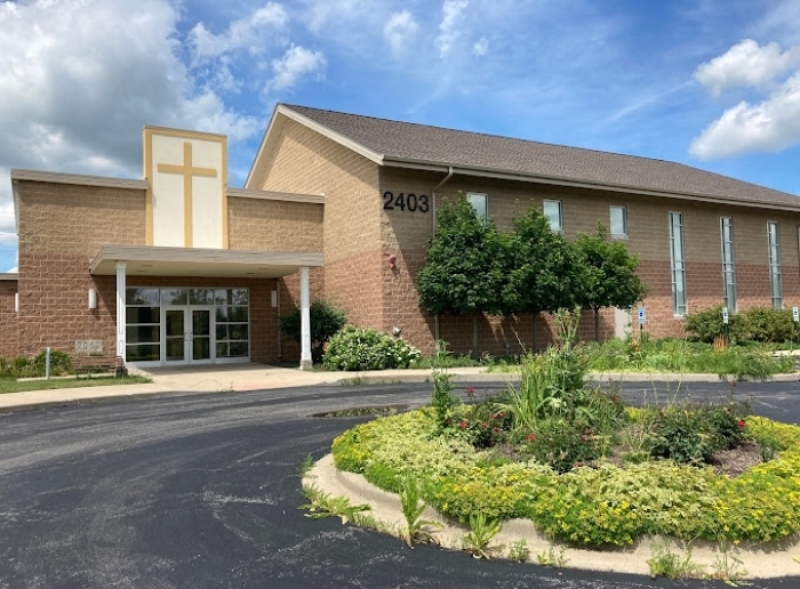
[466,387,475,395]
[526,434,537,441]
[481,421,488,428]
[737,419,746,428]
[459,421,468,429]
[492,428,500,434]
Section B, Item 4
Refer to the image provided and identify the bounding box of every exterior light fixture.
[88,288,97,310]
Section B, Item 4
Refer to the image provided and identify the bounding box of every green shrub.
[323,326,422,371]
[279,300,346,363]
[684,306,746,343]
[0,351,73,378]
[447,396,512,449]
[741,307,797,343]
[526,417,601,473]
[331,408,800,546]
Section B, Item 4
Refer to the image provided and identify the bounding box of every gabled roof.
[248,103,800,211]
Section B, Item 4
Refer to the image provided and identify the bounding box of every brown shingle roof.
[283,104,800,209]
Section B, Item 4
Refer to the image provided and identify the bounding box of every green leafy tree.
[503,206,585,349]
[573,224,647,341]
[416,196,509,354]
[279,300,347,363]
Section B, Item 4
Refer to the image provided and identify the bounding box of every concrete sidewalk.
[1,362,798,412]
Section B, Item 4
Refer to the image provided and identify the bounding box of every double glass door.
[163,306,213,364]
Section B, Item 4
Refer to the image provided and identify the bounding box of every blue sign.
[637,306,645,325]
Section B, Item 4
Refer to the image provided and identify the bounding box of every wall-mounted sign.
[383,192,430,213]
[75,340,103,354]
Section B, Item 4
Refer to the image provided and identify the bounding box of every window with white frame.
[543,199,562,232]
[669,212,687,316]
[610,205,627,237]
[466,192,488,221]
[768,221,783,309]
[720,217,736,311]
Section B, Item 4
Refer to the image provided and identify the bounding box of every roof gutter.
[381,158,800,214]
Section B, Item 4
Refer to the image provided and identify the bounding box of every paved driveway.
[0,381,799,588]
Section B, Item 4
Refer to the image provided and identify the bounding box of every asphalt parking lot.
[0,380,798,588]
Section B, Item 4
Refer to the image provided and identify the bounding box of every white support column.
[116,261,127,362]
[299,266,312,370]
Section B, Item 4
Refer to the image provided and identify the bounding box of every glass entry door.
[162,307,214,365]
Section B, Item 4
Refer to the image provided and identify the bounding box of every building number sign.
[383,191,430,213]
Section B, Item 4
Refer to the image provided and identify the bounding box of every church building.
[2,104,799,367]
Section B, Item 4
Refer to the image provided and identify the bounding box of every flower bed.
[332,409,800,547]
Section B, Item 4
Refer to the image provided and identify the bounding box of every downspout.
[431,166,454,346]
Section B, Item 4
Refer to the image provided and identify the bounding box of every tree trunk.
[472,313,479,360]
[594,307,600,342]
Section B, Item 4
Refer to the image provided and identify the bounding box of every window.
[720,217,736,311]
[466,192,488,221]
[768,222,783,309]
[609,206,627,237]
[543,199,562,232]
[669,212,687,316]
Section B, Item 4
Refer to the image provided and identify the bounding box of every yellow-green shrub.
[330,409,800,547]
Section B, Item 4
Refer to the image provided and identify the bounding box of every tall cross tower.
[143,127,228,249]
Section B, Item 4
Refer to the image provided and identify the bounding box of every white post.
[299,266,312,370]
[116,261,127,362]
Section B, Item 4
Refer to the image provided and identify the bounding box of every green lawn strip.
[331,409,800,548]
[0,375,151,395]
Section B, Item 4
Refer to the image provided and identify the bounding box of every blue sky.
[2,0,800,273]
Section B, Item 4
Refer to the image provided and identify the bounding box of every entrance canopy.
[90,245,321,370]
[90,245,323,278]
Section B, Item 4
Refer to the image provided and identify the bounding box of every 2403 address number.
[383,191,430,213]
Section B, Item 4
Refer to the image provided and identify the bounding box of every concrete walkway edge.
[1,363,798,412]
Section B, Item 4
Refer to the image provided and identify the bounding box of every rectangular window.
[768,221,783,309]
[466,192,488,221]
[720,217,736,311]
[543,199,562,232]
[609,206,627,237]
[669,212,687,316]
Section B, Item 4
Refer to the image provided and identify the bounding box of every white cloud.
[190,2,288,61]
[6,267,17,274]
[472,36,489,57]
[0,0,259,174]
[437,0,469,58]
[384,10,418,57]
[690,72,800,159]
[268,46,326,92]
[694,39,800,97]
[302,0,365,34]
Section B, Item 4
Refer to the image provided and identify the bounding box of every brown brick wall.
[228,197,323,253]
[15,181,146,358]
[0,280,18,359]
[16,254,117,357]
[17,182,146,256]
[377,167,800,353]
[253,117,386,355]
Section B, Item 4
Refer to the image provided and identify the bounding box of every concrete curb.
[305,454,800,579]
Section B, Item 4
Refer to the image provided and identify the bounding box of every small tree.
[573,224,647,341]
[503,206,585,349]
[279,300,346,363]
[416,196,509,355]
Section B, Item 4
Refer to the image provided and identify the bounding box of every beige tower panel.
[144,128,228,249]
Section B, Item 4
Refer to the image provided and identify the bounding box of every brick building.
[1,104,799,367]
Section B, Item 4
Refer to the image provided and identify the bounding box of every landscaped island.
[304,315,800,581]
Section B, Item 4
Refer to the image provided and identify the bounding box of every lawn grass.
[0,375,151,395]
